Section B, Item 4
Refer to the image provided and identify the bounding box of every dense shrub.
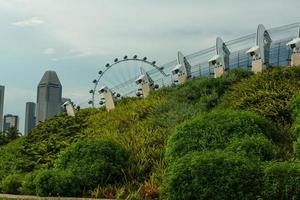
[225,134,279,161]
[55,138,130,189]
[219,66,300,129]
[34,169,81,197]
[150,68,253,128]
[165,109,279,162]
[263,161,300,199]
[162,151,262,200]
[173,68,252,106]
[23,109,95,167]
[0,138,34,182]
[293,139,300,159]
[19,172,38,195]
[289,92,300,140]
[0,174,22,194]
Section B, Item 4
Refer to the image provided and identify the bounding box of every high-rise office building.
[24,102,36,135]
[37,71,62,123]
[0,86,4,132]
[3,114,19,131]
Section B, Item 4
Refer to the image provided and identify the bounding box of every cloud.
[12,17,44,27]
[43,48,55,55]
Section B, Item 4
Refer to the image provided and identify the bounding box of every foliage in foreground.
[55,138,130,189]
[219,67,300,128]
[0,127,21,146]
[3,67,300,199]
[18,138,130,197]
[165,109,280,162]
[162,151,262,200]
[263,161,300,200]
[225,134,279,161]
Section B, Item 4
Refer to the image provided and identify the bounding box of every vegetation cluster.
[1,66,300,199]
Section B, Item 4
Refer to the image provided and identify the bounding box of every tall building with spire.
[37,71,62,123]
[0,86,4,132]
[24,102,36,135]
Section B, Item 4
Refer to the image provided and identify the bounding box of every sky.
[0,0,299,133]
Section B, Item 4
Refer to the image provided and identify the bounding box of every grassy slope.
[1,66,300,198]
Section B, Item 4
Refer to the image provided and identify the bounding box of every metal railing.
[109,22,299,97]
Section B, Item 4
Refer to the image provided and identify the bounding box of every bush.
[34,169,81,197]
[19,172,38,195]
[263,161,300,199]
[293,139,300,159]
[1,174,22,194]
[289,92,300,140]
[165,110,279,162]
[162,151,262,200]
[288,91,300,121]
[226,134,279,161]
[151,68,253,129]
[55,138,130,189]
[170,68,253,110]
[0,138,35,181]
[219,66,300,129]
[23,109,95,168]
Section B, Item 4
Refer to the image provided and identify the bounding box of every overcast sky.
[0,0,299,133]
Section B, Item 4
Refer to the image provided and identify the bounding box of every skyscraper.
[37,71,62,123]
[24,102,36,135]
[3,114,19,131]
[0,86,4,132]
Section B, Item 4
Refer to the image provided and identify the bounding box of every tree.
[0,128,21,146]
[5,127,21,141]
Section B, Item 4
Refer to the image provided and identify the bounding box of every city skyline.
[0,0,300,133]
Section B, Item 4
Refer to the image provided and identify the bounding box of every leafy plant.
[162,151,263,200]
[0,174,23,194]
[262,161,300,200]
[34,169,81,197]
[219,66,300,130]
[225,134,279,161]
[165,109,279,162]
[55,138,130,189]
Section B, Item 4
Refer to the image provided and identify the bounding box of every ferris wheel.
[88,55,169,108]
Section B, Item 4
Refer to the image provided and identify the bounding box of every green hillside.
[1,66,300,199]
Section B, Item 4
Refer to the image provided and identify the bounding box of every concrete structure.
[99,86,115,111]
[135,68,156,98]
[63,101,76,117]
[287,26,300,66]
[246,24,272,73]
[213,66,225,78]
[37,71,62,123]
[61,97,72,112]
[208,37,230,78]
[291,53,300,66]
[24,102,36,135]
[0,86,4,132]
[171,51,192,84]
[3,114,19,131]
